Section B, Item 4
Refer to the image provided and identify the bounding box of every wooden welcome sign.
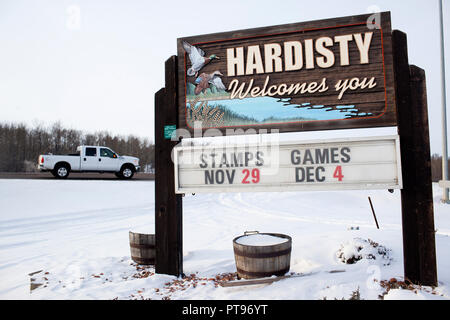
[156,12,437,287]
[177,12,395,134]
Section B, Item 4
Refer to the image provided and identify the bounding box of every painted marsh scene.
[185,95,373,128]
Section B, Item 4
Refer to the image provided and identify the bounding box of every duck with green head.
[183,41,220,77]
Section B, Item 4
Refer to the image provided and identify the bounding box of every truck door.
[99,147,120,171]
[81,147,99,171]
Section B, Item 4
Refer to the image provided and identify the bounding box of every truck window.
[85,147,97,156]
[100,148,116,158]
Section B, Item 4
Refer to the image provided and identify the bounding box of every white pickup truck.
[38,146,140,179]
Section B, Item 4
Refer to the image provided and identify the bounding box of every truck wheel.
[54,164,70,179]
[120,165,134,179]
[114,172,122,179]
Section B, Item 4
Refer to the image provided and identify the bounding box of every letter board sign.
[174,135,402,193]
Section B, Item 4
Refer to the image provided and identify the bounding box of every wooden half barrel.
[232,232,292,279]
[129,231,155,265]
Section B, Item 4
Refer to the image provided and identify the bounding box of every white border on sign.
[173,135,402,194]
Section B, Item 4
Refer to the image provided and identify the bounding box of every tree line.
[0,122,155,172]
[1,120,449,181]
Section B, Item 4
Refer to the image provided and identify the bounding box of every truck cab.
[80,146,118,171]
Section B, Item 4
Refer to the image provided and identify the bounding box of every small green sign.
[164,125,176,140]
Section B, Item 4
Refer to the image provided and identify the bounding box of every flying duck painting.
[194,71,226,95]
[183,41,220,77]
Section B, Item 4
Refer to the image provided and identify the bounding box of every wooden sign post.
[155,56,183,277]
[392,30,437,286]
[154,13,438,286]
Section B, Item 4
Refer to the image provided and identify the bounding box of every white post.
[439,0,449,203]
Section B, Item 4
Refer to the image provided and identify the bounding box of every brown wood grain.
[155,56,183,277]
[129,231,155,265]
[393,30,437,287]
[232,233,292,279]
[177,12,396,135]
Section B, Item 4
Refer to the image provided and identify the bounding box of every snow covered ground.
[0,178,449,300]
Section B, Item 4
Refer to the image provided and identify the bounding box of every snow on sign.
[174,135,402,194]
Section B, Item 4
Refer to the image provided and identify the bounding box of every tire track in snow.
[216,192,401,230]
[0,203,154,234]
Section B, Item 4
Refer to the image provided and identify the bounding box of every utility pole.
[439,0,449,203]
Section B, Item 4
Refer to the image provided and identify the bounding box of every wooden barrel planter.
[233,231,292,279]
[129,231,155,265]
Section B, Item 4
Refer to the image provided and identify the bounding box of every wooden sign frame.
[154,13,438,288]
[177,12,396,135]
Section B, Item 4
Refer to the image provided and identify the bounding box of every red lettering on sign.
[242,169,250,184]
[252,168,260,183]
[333,165,344,181]
[242,168,260,184]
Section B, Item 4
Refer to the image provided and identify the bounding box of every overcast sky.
[0,0,449,154]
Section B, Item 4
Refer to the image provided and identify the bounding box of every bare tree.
[0,122,155,172]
